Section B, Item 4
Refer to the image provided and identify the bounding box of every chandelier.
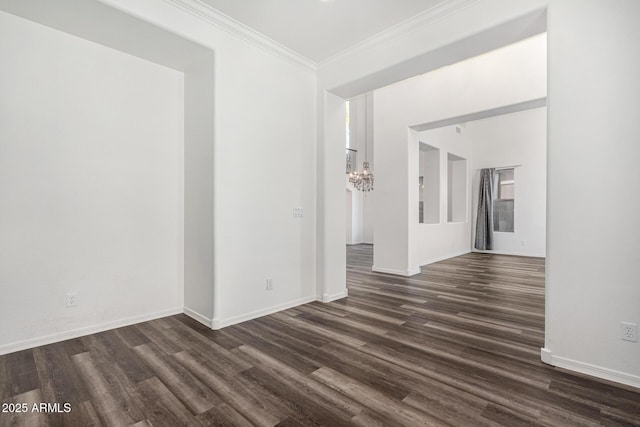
[348,95,374,192]
[349,161,374,191]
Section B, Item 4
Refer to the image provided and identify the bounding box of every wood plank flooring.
[2,244,639,426]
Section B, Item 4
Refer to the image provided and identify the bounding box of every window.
[494,168,514,232]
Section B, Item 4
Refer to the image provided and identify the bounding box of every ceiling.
[199,0,448,63]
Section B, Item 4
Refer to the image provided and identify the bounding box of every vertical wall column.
[183,55,216,325]
[317,90,348,302]
[371,116,419,276]
[543,0,640,387]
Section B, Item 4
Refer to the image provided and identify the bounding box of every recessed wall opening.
[418,142,440,224]
[447,153,467,223]
[0,0,216,352]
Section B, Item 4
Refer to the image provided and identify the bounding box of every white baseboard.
[372,265,421,276]
[0,306,183,356]
[183,306,213,328]
[472,249,545,258]
[211,295,316,330]
[540,347,640,389]
[321,289,349,303]
[420,250,471,267]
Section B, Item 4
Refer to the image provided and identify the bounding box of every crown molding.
[160,0,317,72]
[159,0,480,74]
[319,0,480,68]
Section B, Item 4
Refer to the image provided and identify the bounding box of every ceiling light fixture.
[349,96,374,192]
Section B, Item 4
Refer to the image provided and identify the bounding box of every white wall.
[345,180,374,246]
[362,191,375,244]
[0,11,184,351]
[98,0,319,327]
[211,41,317,326]
[414,127,472,267]
[183,55,215,322]
[318,91,348,302]
[345,189,354,243]
[543,0,640,387]
[470,107,547,257]
[345,183,366,245]
[372,34,547,275]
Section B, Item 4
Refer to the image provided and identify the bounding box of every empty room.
[1,0,639,425]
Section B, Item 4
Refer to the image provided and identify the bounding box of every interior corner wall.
[373,34,547,276]
[90,0,318,327]
[0,11,185,352]
[544,0,640,387]
[469,107,547,257]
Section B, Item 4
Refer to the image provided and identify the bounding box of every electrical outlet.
[621,322,637,342]
[66,292,77,308]
[266,278,273,291]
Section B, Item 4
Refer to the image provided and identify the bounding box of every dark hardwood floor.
[2,245,639,426]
